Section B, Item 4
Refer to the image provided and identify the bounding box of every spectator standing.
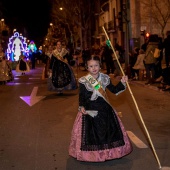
[29,50,36,69]
[112,47,121,77]
[129,47,140,79]
[162,31,170,68]
[157,67,170,91]
[101,41,115,75]
[155,37,163,80]
[132,49,145,80]
[82,48,90,70]
[144,34,159,85]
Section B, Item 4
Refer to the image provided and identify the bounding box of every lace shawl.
[79,73,110,101]
[79,73,126,102]
[52,48,68,61]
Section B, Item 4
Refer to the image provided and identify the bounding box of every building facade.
[95,0,170,50]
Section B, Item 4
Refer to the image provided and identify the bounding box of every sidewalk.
[129,79,170,95]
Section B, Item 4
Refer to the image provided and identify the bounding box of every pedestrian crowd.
[129,31,170,92]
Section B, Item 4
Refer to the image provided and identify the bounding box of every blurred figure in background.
[144,34,159,85]
[154,37,163,80]
[48,41,77,95]
[42,46,53,79]
[112,45,121,77]
[16,51,30,75]
[101,41,115,75]
[129,47,140,79]
[132,49,145,80]
[0,47,13,84]
[162,31,170,68]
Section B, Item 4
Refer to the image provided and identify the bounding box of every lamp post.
[121,0,130,71]
[0,19,4,44]
[13,29,17,33]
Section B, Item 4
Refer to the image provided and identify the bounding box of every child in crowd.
[69,55,132,162]
[132,49,146,80]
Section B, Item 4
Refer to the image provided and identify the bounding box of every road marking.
[29,78,41,79]
[127,131,148,148]
[20,86,46,106]
[7,82,32,85]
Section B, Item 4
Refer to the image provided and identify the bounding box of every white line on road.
[29,78,41,79]
[127,131,148,148]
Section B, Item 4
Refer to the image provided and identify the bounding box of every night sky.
[1,0,52,46]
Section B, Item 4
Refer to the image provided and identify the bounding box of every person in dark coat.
[162,31,170,68]
[101,42,115,75]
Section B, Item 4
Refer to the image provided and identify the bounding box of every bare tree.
[50,0,95,50]
[139,0,170,38]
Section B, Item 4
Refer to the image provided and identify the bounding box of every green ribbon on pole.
[106,40,111,48]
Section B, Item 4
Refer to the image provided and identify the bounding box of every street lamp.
[145,32,150,38]
[0,19,5,29]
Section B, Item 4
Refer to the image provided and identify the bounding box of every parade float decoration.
[6,32,29,61]
[28,40,37,53]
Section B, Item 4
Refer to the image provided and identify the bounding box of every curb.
[129,80,170,95]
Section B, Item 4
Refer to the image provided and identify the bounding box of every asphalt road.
[0,63,170,170]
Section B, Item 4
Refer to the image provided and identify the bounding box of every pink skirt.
[69,112,133,162]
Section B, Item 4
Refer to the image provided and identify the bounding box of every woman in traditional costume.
[16,51,30,75]
[69,55,132,162]
[48,41,77,94]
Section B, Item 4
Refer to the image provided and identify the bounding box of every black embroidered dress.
[48,48,77,91]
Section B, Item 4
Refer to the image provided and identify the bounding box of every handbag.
[154,48,161,58]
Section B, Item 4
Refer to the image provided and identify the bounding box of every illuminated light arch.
[7,32,29,61]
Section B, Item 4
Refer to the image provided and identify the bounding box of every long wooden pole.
[102,26,162,169]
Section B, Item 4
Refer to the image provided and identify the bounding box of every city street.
[0,63,170,170]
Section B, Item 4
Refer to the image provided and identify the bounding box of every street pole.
[125,21,130,70]
[122,0,130,73]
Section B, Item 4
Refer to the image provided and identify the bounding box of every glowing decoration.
[28,41,37,53]
[106,40,111,48]
[7,32,29,61]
